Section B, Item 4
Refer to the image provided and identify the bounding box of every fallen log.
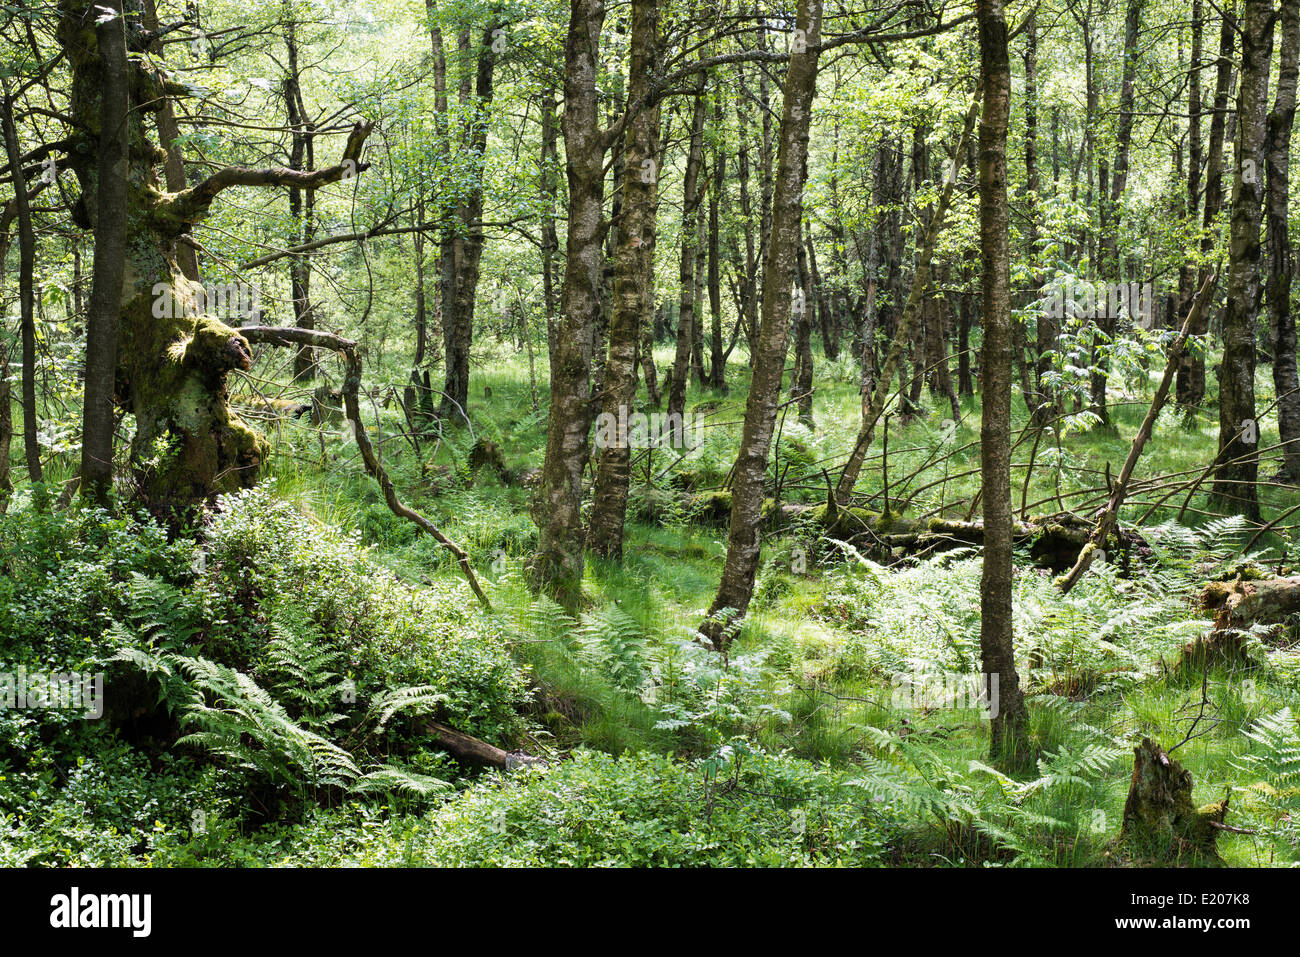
[681,495,1151,572]
[421,720,547,771]
[1198,575,1300,629]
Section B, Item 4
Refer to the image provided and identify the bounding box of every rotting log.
[421,720,546,770]
[1199,575,1300,628]
[680,496,1151,572]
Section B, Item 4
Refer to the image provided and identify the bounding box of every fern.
[1235,708,1300,804]
[260,616,347,731]
[111,649,454,808]
[576,606,651,693]
[107,572,202,652]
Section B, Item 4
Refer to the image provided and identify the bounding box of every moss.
[808,505,880,538]
[873,511,913,536]
[692,490,733,524]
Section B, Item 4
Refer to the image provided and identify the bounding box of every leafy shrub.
[193,748,893,867]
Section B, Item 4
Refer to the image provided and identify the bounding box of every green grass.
[10,334,1293,866]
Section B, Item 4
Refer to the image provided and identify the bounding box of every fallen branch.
[1057,272,1217,594]
[240,325,492,610]
[420,720,546,770]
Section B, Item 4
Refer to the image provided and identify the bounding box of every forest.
[0,0,1298,878]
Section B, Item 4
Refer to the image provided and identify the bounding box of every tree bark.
[539,86,561,371]
[439,26,499,422]
[1178,7,1236,409]
[52,0,372,514]
[1213,0,1271,520]
[587,0,661,562]
[78,0,129,505]
[530,0,610,610]
[283,9,318,382]
[700,0,823,647]
[0,85,40,487]
[977,0,1029,766]
[1269,0,1300,479]
[668,81,707,422]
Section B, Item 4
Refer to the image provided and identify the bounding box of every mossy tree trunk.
[587,0,661,562]
[55,0,371,514]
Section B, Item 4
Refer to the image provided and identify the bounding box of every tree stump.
[1119,737,1227,862]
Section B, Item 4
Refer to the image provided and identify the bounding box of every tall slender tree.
[1269,0,1300,479]
[700,0,823,646]
[1213,0,1273,519]
[587,0,661,562]
[977,0,1029,765]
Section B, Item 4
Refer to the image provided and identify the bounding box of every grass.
[148,335,1300,865]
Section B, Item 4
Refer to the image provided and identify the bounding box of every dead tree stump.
[1119,737,1227,862]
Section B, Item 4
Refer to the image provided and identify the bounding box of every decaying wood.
[421,720,546,770]
[684,495,1150,571]
[1199,575,1300,628]
[1120,737,1227,861]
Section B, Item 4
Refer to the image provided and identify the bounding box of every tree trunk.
[587,0,660,562]
[1269,0,1300,479]
[668,82,707,421]
[0,86,40,487]
[52,1,370,514]
[700,0,823,647]
[1213,0,1271,520]
[530,0,609,610]
[1179,7,1236,409]
[284,10,317,382]
[540,86,561,371]
[439,26,498,422]
[141,0,199,283]
[707,87,727,390]
[1089,0,1146,428]
[78,0,129,505]
[977,0,1029,766]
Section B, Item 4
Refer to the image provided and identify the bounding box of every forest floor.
[5,339,1300,867]
[244,341,1300,866]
